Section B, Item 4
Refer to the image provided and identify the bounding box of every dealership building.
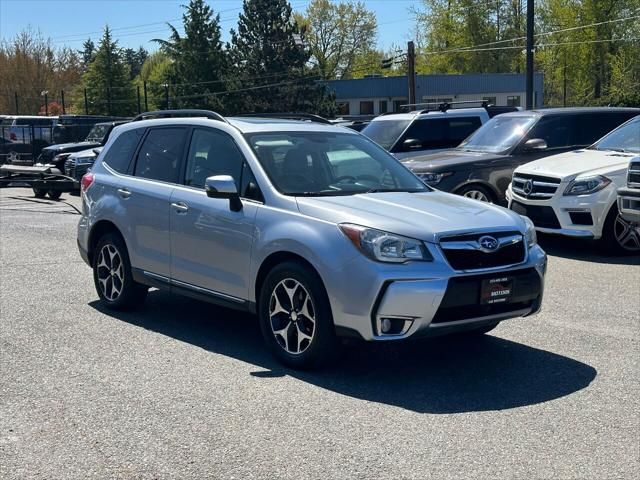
[324,73,544,116]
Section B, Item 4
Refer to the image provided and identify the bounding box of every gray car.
[77,110,547,369]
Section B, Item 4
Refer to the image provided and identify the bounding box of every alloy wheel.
[614,214,640,252]
[269,278,316,355]
[463,190,491,202]
[96,244,125,301]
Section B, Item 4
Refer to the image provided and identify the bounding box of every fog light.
[377,317,414,336]
[381,318,392,333]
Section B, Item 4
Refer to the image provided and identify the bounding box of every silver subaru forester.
[77,110,546,369]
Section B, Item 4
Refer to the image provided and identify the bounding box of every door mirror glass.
[205,175,242,211]
[523,138,548,151]
[403,138,423,150]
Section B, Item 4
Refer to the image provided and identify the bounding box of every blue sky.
[0,0,420,52]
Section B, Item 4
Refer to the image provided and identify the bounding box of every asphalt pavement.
[1,188,638,479]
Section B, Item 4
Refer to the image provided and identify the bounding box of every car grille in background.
[439,231,526,270]
[628,161,640,187]
[64,158,90,180]
[510,201,561,229]
[512,173,561,199]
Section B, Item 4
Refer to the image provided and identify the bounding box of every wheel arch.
[87,220,126,265]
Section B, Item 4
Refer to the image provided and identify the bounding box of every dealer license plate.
[480,276,514,305]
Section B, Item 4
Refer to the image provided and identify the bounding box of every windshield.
[245,131,428,196]
[458,115,536,153]
[361,119,411,150]
[591,116,640,153]
[85,124,110,142]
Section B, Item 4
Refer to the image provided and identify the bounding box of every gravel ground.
[1,188,638,479]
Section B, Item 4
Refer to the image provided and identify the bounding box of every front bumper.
[329,242,546,342]
[617,187,640,224]
[505,183,616,240]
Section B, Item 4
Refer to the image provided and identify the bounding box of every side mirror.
[523,138,548,152]
[92,148,102,155]
[403,138,423,150]
[205,175,242,212]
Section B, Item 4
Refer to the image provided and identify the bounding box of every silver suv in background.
[78,110,546,369]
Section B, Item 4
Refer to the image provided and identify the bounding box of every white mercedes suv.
[506,115,640,254]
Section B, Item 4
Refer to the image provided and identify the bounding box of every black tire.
[47,190,62,200]
[258,261,338,369]
[456,184,495,203]
[598,204,640,255]
[92,232,148,310]
[458,321,500,336]
[32,187,47,199]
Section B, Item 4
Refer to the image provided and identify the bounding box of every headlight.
[416,171,452,186]
[53,153,71,162]
[339,224,433,263]
[521,215,537,247]
[75,156,95,165]
[563,175,611,196]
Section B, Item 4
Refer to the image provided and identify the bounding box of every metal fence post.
[143,81,148,111]
[14,92,19,114]
[137,85,141,114]
[107,87,112,116]
[61,90,66,114]
[84,88,89,114]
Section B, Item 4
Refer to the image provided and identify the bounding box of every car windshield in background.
[361,119,411,150]
[245,131,428,196]
[458,115,537,154]
[591,116,640,153]
[85,124,110,143]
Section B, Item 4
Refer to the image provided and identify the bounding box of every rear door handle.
[117,188,131,199]
[171,201,189,214]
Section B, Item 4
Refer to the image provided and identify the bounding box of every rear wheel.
[599,204,640,255]
[32,187,47,198]
[47,190,62,200]
[456,184,495,203]
[93,233,148,310]
[258,261,338,369]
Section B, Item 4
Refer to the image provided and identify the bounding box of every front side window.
[102,129,143,173]
[245,131,427,196]
[184,128,244,189]
[134,128,187,183]
[526,116,572,149]
[591,116,640,154]
[458,115,537,154]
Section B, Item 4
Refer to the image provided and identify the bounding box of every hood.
[68,146,102,159]
[42,141,101,153]
[296,191,525,243]
[401,149,506,171]
[514,149,636,180]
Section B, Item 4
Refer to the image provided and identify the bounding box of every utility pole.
[407,41,416,106]
[525,0,535,110]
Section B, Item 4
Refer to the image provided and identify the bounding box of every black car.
[403,107,640,204]
[38,120,129,171]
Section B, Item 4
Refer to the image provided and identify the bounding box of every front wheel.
[599,205,640,255]
[456,184,495,203]
[258,261,338,369]
[47,190,62,200]
[93,233,148,310]
[33,187,47,198]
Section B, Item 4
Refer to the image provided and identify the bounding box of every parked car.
[52,115,128,144]
[0,115,58,163]
[40,120,130,172]
[617,156,640,226]
[506,115,640,254]
[404,107,640,204]
[360,102,518,160]
[64,146,104,186]
[0,137,33,165]
[78,110,546,369]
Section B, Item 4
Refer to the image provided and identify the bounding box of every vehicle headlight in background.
[53,153,71,163]
[416,171,452,186]
[339,224,433,263]
[563,175,611,196]
[521,215,537,247]
[74,156,95,165]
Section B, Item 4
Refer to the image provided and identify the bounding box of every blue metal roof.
[325,73,544,99]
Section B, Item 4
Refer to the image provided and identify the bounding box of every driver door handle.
[117,188,131,199]
[171,201,189,214]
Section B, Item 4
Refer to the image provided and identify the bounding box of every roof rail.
[400,100,491,113]
[132,109,228,123]
[235,112,332,125]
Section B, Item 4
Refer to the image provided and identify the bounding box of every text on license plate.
[480,277,514,305]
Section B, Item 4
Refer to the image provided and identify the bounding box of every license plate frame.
[480,276,514,305]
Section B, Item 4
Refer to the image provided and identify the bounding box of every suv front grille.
[510,201,561,229]
[512,173,561,199]
[440,231,526,270]
[628,161,640,188]
[65,157,75,177]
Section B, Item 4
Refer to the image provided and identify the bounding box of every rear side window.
[399,116,482,151]
[573,113,637,146]
[134,128,188,183]
[102,129,143,173]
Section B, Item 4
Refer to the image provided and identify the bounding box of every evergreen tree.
[81,27,135,115]
[154,0,227,110]
[123,46,148,80]
[228,0,335,116]
[79,38,95,69]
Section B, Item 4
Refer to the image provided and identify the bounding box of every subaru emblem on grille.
[523,179,534,195]
[478,235,499,252]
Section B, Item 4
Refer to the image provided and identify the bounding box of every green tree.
[80,26,135,115]
[228,0,335,115]
[123,46,148,80]
[79,38,95,70]
[295,0,378,79]
[154,0,227,110]
[135,51,174,110]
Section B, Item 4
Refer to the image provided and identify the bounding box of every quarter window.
[134,128,187,183]
[184,128,244,189]
[102,129,143,174]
